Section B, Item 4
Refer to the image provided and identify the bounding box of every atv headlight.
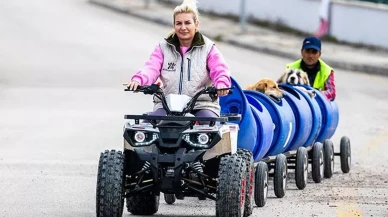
[182,132,221,149]
[134,131,146,143]
[126,131,159,147]
[197,133,209,145]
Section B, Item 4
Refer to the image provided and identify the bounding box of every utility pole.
[239,0,247,33]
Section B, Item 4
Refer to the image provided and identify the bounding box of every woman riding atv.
[126,0,231,118]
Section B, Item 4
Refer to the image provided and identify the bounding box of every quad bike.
[96,84,255,217]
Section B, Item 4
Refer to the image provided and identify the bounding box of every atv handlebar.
[124,84,234,116]
[124,83,162,95]
[124,84,233,95]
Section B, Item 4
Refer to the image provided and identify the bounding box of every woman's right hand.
[126,80,140,91]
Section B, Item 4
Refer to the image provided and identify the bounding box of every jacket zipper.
[187,58,191,81]
[179,56,183,94]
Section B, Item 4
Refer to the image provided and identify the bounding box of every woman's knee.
[147,108,167,116]
[143,108,167,123]
[193,109,218,118]
[193,109,218,125]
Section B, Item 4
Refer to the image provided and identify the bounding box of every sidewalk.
[89,0,388,76]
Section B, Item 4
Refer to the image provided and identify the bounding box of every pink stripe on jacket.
[131,45,231,88]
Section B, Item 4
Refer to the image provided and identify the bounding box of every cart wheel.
[254,161,268,207]
[312,142,324,183]
[274,154,287,198]
[323,139,334,178]
[295,147,308,190]
[340,136,351,173]
[164,194,176,205]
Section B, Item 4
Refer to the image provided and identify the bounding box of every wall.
[162,0,388,48]
[331,1,388,47]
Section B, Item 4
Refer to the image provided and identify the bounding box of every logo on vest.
[163,62,176,72]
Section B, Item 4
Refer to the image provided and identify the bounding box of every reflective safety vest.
[286,59,333,90]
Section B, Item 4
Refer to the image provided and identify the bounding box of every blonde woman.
[127,0,231,118]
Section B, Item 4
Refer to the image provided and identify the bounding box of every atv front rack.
[124,114,241,128]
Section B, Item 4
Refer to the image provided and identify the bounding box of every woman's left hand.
[216,84,229,96]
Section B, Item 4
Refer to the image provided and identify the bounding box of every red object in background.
[315,19,329,38]
[315,0,331,38]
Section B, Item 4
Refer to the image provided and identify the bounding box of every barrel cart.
[220,77,352,207]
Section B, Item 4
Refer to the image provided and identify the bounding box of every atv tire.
[126,192,160,215]
[164,193,176,205]
[96,150,125,217]
[236,149,254,217]
[216,154,247,217]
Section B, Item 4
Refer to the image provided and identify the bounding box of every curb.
[89,0,388,76]
[89,0,172,27]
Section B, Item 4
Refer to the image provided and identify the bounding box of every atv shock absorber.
[191,162,207,190]
[192,162,203,173]
[142,161,151,173]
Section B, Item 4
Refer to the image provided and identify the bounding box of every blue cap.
[302,36,321,51]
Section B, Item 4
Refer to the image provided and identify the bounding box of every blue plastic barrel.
[245,96,274,161]
[244,91,296,157]
[278,84,313,151]
[219,78,258,153]
[326,100,339,139]
[302,85,339,142]
[291,86,322,147]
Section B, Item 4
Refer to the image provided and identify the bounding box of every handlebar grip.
[124,87,141,92]
[124,84,161,94]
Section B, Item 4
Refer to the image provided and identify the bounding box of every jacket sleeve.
[131,45,163,85]
[322,70,336,101]
[207,45,231,88]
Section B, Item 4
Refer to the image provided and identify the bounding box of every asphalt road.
[0,0,387,216]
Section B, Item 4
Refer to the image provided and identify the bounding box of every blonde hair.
[167,0,200,37]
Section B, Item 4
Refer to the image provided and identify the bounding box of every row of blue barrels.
[220,77,339,162]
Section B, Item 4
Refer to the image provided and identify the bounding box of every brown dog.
[246,78,284,100]
[277,69,316,97]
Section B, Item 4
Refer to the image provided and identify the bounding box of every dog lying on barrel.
[277,69,316,97]
[246,78,284,101]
